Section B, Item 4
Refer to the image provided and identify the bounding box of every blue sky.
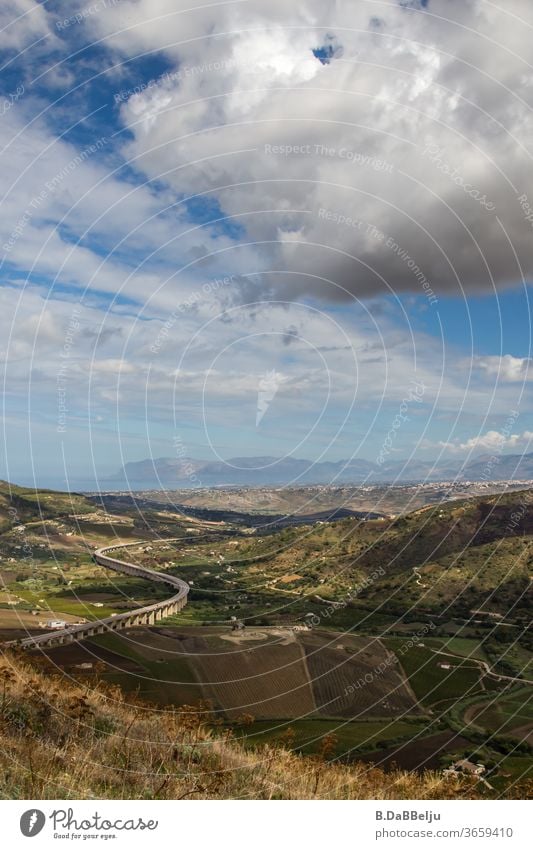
[1,0,533,489]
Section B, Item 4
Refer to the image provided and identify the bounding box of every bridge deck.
[8,539,190,650]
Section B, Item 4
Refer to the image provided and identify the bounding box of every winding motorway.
[11,540,190,651]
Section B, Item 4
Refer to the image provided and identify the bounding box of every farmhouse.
[44,619,67,630]
[444,759,486,778]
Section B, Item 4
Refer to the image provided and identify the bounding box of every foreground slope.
[0,649,504,800]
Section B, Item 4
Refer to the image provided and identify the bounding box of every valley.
[0,478,531,797]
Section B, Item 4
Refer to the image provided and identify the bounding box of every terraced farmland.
[43,626,424,723]
[302,632,420,718]
[187,634,316,720]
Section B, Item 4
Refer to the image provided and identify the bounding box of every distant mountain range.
[115,452,533,487]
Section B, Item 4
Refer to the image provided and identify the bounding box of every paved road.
[431,647,533,686]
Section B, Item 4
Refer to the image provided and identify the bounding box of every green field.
[430,637,489,662]
[468,688,533,737]
[383,638,486,705]
[237,717,425,758]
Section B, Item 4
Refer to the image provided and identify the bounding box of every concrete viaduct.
[12,540,190,651]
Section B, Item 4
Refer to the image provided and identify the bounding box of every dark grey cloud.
[82,326,124,347]
[282,325,300,345]
[71,1,533,303]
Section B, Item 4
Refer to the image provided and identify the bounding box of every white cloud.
[437,429,533,453]
[475,354,532,382]
[0,0,54,50]
[0,104,250,311]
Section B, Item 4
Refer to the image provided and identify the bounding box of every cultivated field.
[302,631,420,718]
[43,625,421,723]
[189,634,316,720]
[466,688,533,741]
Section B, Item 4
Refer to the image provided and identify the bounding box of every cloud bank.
[83,0,533,303]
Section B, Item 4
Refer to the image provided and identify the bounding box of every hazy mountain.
[115,452,533,487]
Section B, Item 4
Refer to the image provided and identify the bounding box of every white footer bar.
[1,799,530,849]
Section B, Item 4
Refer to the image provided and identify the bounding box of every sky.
[0,0,532,489]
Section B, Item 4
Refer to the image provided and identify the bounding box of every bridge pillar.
[81,543,190,647]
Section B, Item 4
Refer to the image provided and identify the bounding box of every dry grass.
[0,649,526,800]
